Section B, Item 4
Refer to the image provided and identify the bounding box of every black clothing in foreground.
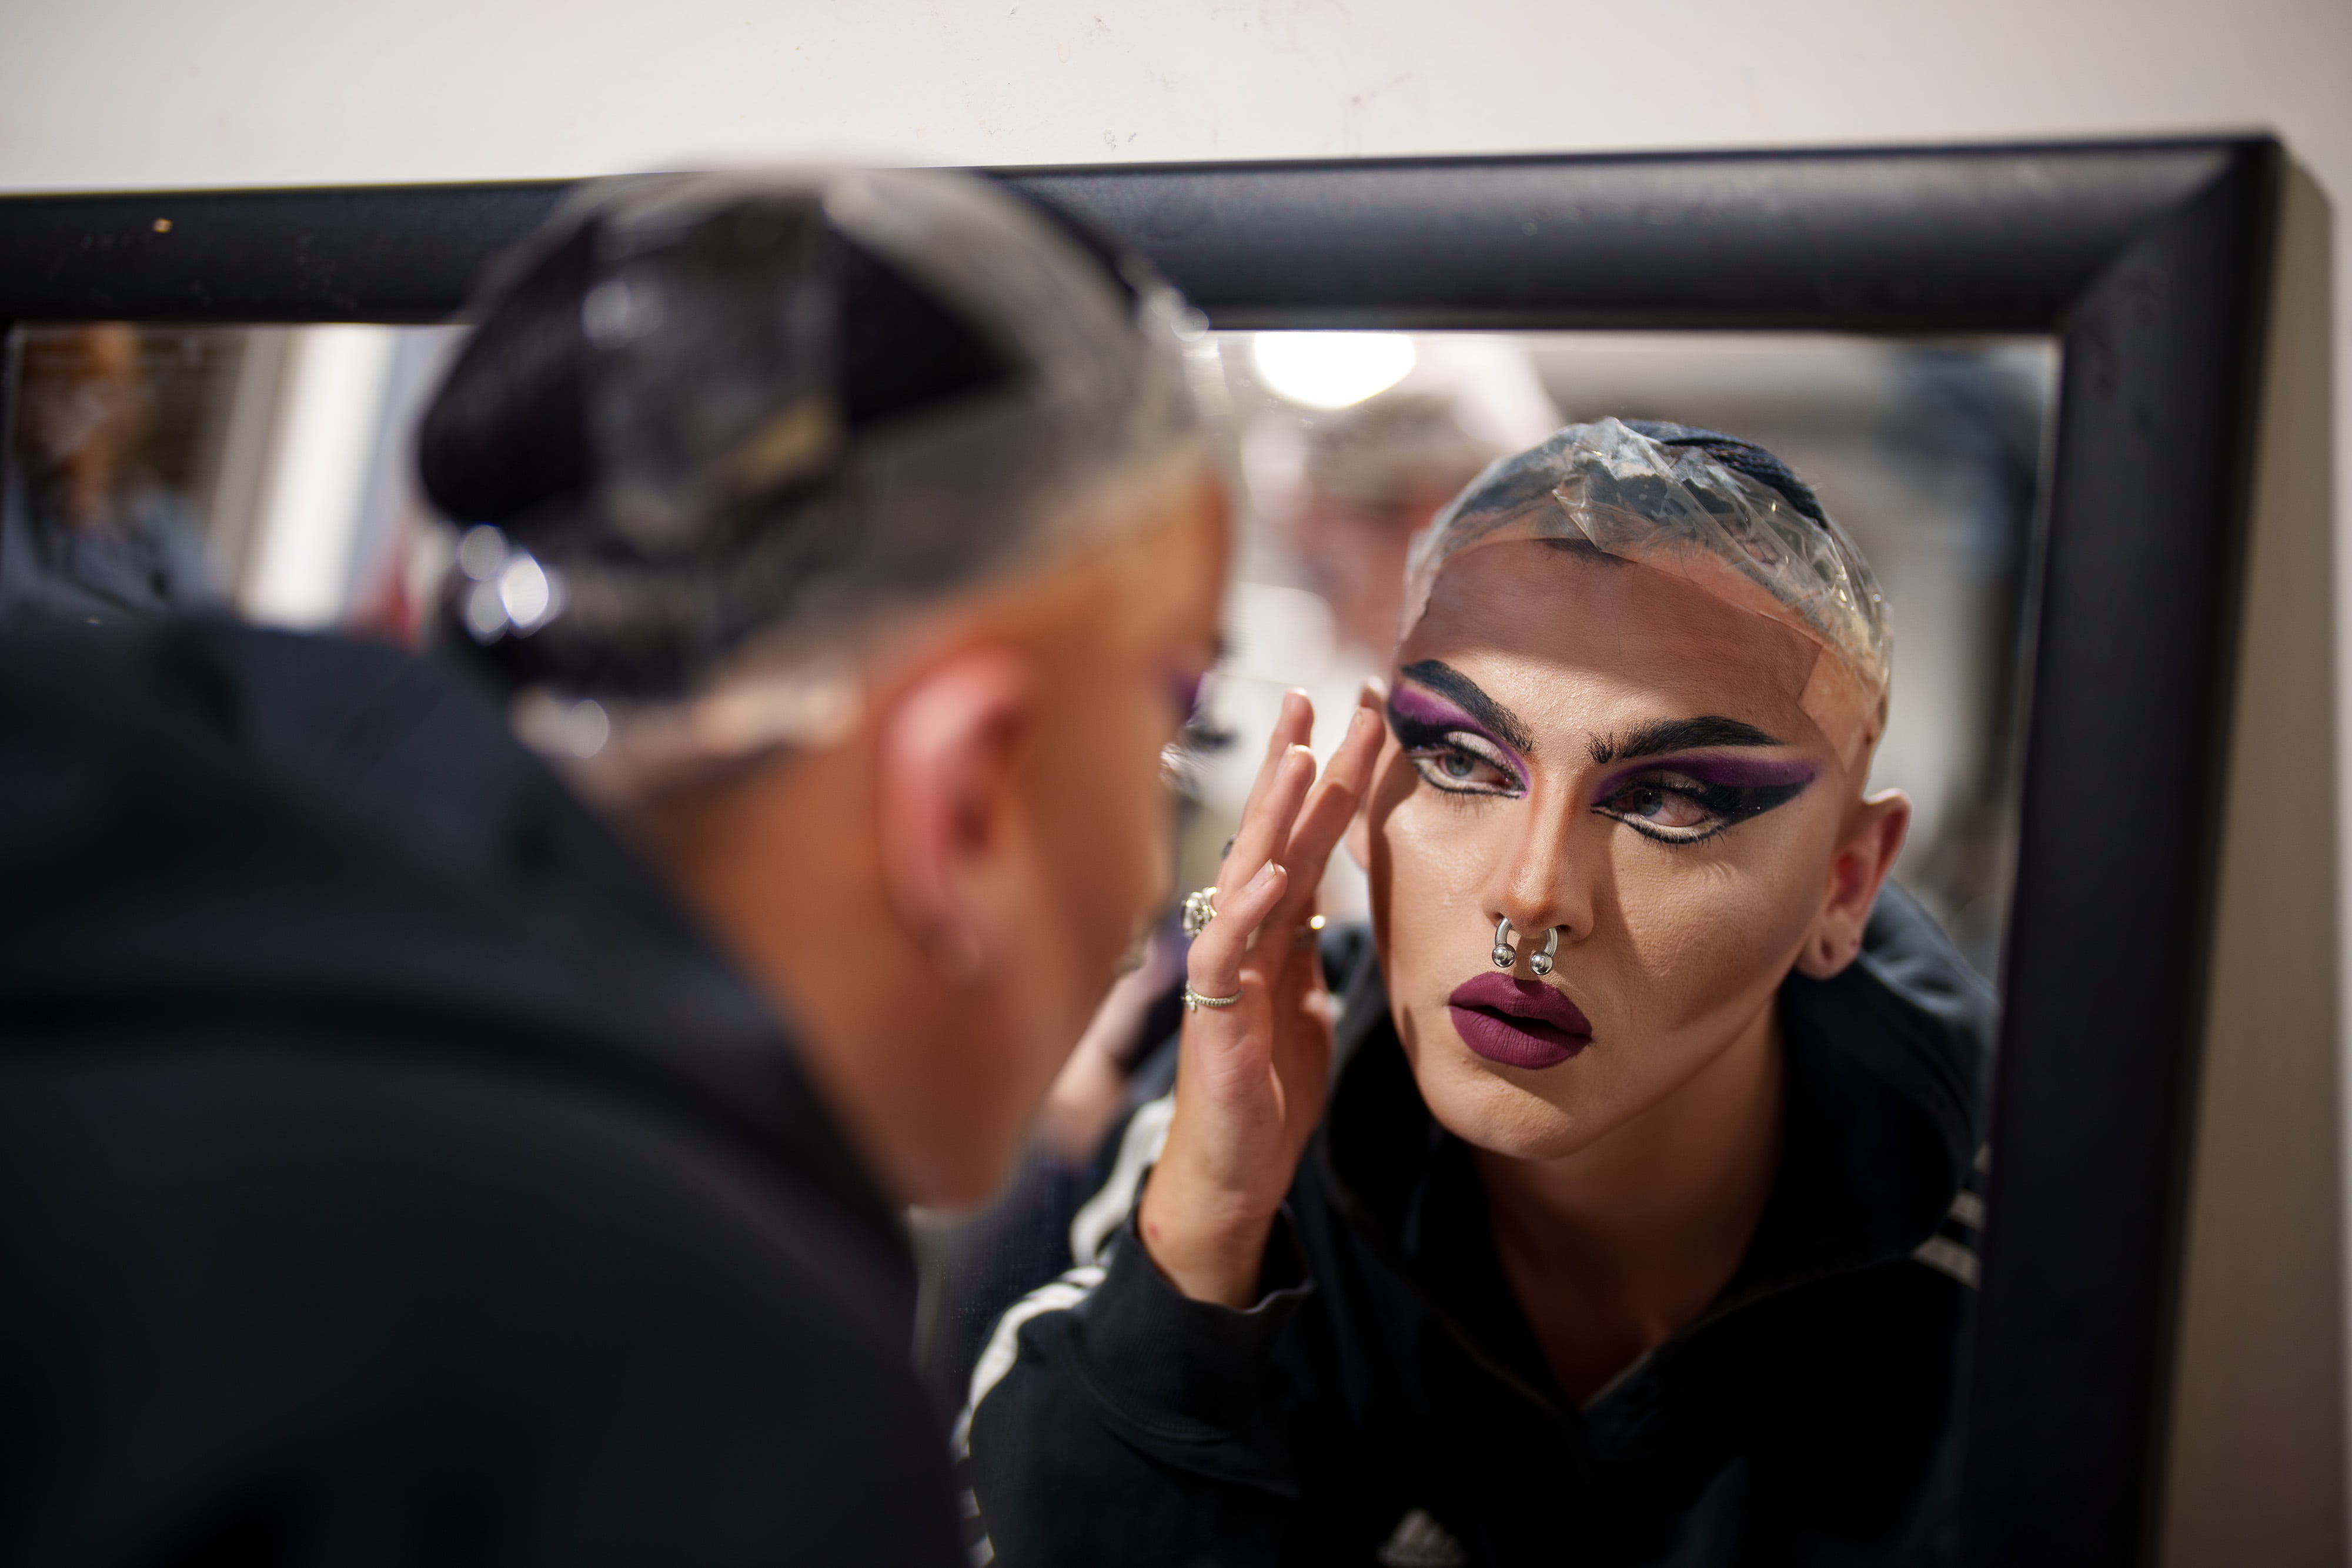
[0,617,964,1568]
[965,888,1994,1567]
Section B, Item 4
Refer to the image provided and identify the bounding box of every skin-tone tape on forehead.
[1401,420,1892,777]
[1620,539,1882,771]
[1798,650,1882,775]
[1412,531,1882,775]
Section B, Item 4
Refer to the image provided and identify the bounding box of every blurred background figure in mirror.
[2,324,221,618]
[1257,335,1559,661]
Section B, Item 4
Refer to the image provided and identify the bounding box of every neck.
[1472,996,1785,1401]
[628,748,966,1208]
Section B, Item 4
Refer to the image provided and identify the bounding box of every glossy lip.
[1445,972,1592,1069]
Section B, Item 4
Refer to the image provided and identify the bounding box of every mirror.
[0,135,2273,1566]
[933,327,2053,1566]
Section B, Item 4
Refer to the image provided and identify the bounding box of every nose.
[1483,789,1596,967]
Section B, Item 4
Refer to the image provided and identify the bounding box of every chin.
[1403,1019,1604,1162]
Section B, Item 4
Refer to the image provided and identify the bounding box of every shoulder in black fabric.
[0,616,903,1266]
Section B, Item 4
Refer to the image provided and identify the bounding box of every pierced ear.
[873,647,1037,979]
[1793,927,1862,980]
[1793,789,1911,981]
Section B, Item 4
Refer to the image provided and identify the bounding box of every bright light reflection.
[498,556,551,628]
[1250,332,1417,410]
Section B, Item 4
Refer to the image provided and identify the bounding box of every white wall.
[4,1,2347,1559]
[1,0,2341,490]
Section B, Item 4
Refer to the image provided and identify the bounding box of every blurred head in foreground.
[419,168,1227,1206]
[1350,419,1907,1168]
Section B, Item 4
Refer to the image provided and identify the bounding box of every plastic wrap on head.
[1401,419,1890,751]
[419,166,1203,778]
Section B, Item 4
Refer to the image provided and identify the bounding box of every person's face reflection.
[19,324,151,528]
[1358,541,1862,1161]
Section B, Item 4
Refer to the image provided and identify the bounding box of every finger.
[1269,705,1385,930]
[1293,702,1384,858]
[1188,859,1289,998]
[1218,744,1313,907]
[1235,690,1315,831]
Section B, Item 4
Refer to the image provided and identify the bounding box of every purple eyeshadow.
[1387,683,1529,787]
[1166,670,1206,722]
[1596,753,1818,797]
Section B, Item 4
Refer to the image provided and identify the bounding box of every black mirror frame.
[0,136,2283,1567]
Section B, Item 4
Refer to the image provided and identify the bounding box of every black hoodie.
[0,618,964,1567]
[964,887,1994,1567]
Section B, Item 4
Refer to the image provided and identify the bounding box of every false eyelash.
[1608,812,1736,847]
[1405,745,1526,803]
[1595,774,1811,845]
[1389,708,1526,798]
[1178,714,1234,755]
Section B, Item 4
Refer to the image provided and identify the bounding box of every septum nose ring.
[1491,917,1561,978]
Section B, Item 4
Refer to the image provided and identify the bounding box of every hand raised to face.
[1137,688,1385,1307]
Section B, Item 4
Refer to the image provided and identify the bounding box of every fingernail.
[1348,707,1372,734]
[1249,861,1282,892]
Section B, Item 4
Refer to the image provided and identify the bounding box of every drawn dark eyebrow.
[1396,659,1535,756]
[1591,716,1786,765]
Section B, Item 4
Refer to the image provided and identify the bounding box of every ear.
[873,646,1038,979]
[1793,788,1912,980]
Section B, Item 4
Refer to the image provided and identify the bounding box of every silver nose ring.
[1491,918,1561,977]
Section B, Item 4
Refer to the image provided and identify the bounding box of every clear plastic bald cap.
[419,166,1205,779]
[1401,418,1891,745]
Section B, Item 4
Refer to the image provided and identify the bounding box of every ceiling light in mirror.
[1250,332,1416,410]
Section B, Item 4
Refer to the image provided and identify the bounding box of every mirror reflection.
[941,330,2050,1566]
[1,317,2050,1567]
[2,322,457,633]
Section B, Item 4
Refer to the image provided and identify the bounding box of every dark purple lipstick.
[1446,972,1592,1069]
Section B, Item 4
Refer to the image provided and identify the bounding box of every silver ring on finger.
[1181,886,1219,939]
[1182,983,1242,1011]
